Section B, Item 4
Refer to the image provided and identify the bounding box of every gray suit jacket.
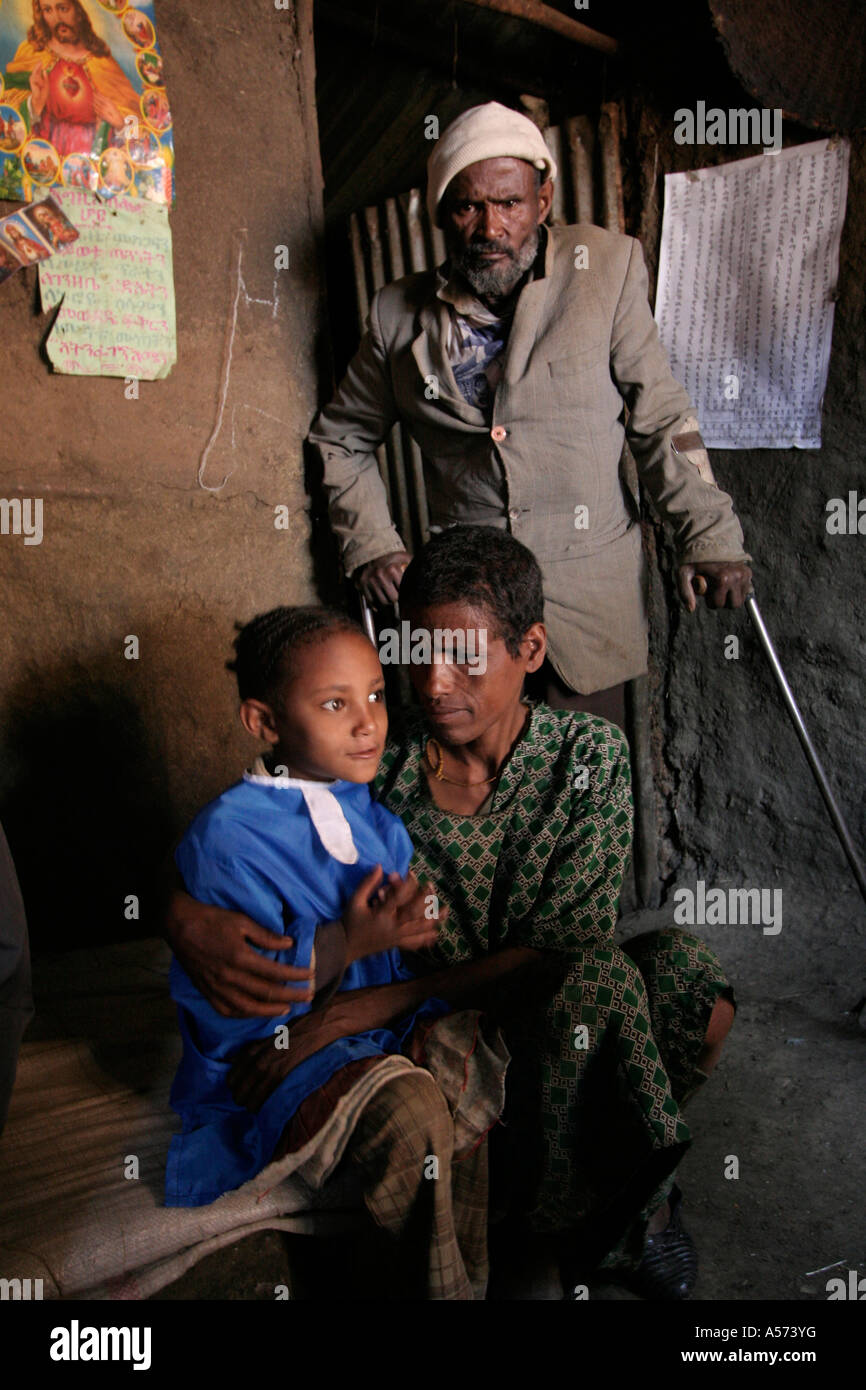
[309,223,749,693]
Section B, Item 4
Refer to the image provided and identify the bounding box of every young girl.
[166,606,445,1207]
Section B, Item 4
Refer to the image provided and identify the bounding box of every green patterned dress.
[374,701,731,1267]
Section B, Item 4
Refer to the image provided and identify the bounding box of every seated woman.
[166,525,734,1299]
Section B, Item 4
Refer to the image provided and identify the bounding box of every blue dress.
[166,769,445,1207]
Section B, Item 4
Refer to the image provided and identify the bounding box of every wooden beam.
[598,100,625,233]
[457,0,618,56]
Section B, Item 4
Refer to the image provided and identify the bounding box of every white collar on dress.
[244,757,359,865]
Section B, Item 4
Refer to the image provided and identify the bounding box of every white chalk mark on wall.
[197,238,282,492]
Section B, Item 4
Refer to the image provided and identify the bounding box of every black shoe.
[624,1185,698,1300]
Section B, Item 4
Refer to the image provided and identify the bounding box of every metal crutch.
[359,592,378,646]
[360,592,413,705]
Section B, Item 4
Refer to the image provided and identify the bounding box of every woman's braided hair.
[227,606,367,702]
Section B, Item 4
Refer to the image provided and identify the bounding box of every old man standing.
[308,101,752,728]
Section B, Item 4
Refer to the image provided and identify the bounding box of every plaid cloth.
[280,1009,509,1300]
[342,1068,490,1299]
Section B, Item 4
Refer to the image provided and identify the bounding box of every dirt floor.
[149,903,866,1304]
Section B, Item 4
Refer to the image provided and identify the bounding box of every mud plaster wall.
[0,0,329,948]
[623,94,865,997]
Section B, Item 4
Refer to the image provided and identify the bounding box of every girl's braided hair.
[227,605,367,702]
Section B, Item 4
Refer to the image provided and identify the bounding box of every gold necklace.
[423,700,533,787]
[424,738,501,787]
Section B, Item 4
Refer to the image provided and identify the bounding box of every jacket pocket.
[546,347,611,407]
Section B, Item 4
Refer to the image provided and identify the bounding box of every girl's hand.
[343,865,445,963]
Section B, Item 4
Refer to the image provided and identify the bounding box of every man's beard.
[48,18,80,41]
[451,226,540,300]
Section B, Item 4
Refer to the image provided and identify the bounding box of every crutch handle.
[691,575,757,600]
[358,592,378,645]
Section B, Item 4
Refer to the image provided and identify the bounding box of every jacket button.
[508,508,520,521]
[491,425,507,442]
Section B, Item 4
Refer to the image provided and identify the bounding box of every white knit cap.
[426,101,557,225]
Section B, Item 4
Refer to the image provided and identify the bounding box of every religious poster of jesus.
[0,0,173,205]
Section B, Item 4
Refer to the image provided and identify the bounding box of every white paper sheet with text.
[38,187,176,380]
[654,139,849,450]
